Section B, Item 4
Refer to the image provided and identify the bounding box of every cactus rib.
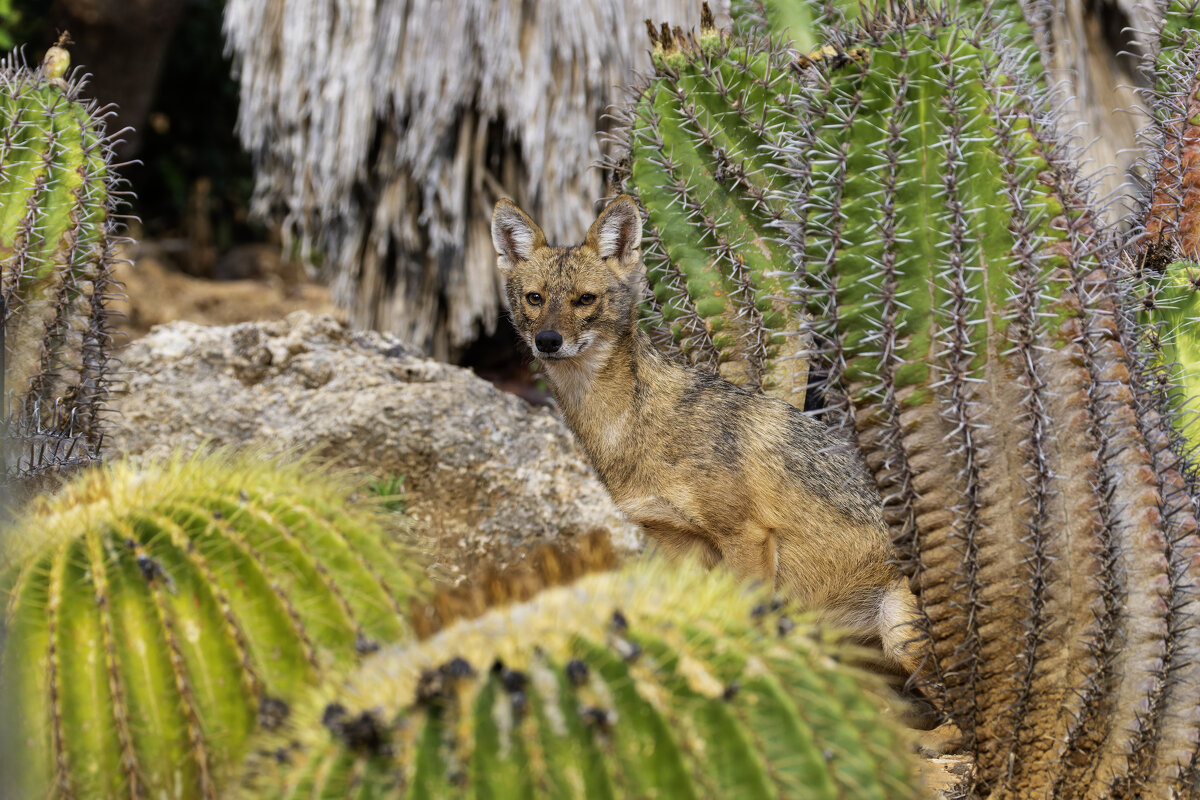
[619,13,811,408]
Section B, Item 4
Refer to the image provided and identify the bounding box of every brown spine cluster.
[409,529,617,639]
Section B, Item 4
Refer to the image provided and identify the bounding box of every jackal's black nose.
[535,331,563,354]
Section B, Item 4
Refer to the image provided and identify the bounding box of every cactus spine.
[623,8,1200,797]
[1137,260,1200,455]
[239,559,924,800]
[0,453,429,799]
[1134,33,1200,451]
[0,41,121,490]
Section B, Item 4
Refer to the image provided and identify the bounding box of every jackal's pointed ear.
[586,195,642,279]
[492,198,547,274]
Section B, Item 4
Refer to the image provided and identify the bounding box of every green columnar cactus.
[0,452,430,800]
[611,7,812,408]
[624,10,1200,798]
[0,41,121,488]
[789,17,1200,798]
[238,559,924,800]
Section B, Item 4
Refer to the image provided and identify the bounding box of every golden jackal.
[491,194,922,672]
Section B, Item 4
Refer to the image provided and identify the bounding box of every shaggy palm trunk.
[223,0,729,359]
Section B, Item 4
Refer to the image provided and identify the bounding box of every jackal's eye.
[525,292,543,306]
[577,293,597,306]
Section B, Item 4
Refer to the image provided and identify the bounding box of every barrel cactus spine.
[0,451,430,800]
[408,527,619,639]
[0,38,125,490]
[1135,257,1200,457]
[1144,1,1200,90]
[239,559,926,800]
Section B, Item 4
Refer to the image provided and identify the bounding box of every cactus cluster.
[2,456,930,799]
[0,41,121,491]
[620,6,1200,797]
[783,16,1200,797]
[0,452,429,799]
[239,559,923,800]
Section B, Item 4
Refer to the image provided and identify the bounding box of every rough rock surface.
[107,312,642,581]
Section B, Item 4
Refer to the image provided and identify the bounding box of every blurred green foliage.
[367,472,408,513]
[0,0,45,52]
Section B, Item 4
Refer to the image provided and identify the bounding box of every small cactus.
[0,452,429,799]
[0,38,122,489]
[239,559,924,800]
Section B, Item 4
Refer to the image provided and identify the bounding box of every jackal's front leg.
[642,522,722,570]
[623,497,723,570]
[718,523,779,590]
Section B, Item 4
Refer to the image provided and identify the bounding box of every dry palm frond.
[1028,0,1150,221]
[223,0,722,358]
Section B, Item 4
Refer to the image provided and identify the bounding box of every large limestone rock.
[107,312,641,581]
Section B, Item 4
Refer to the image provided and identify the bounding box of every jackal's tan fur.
[492,194,922,671]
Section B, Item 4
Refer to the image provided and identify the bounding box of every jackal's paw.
[914,719,965,757]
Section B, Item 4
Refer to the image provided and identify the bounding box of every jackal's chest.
[614,493,705,536]
[567,408,633,473]
[591,413,631,455]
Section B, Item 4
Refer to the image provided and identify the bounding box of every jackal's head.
[491,195,643,361]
